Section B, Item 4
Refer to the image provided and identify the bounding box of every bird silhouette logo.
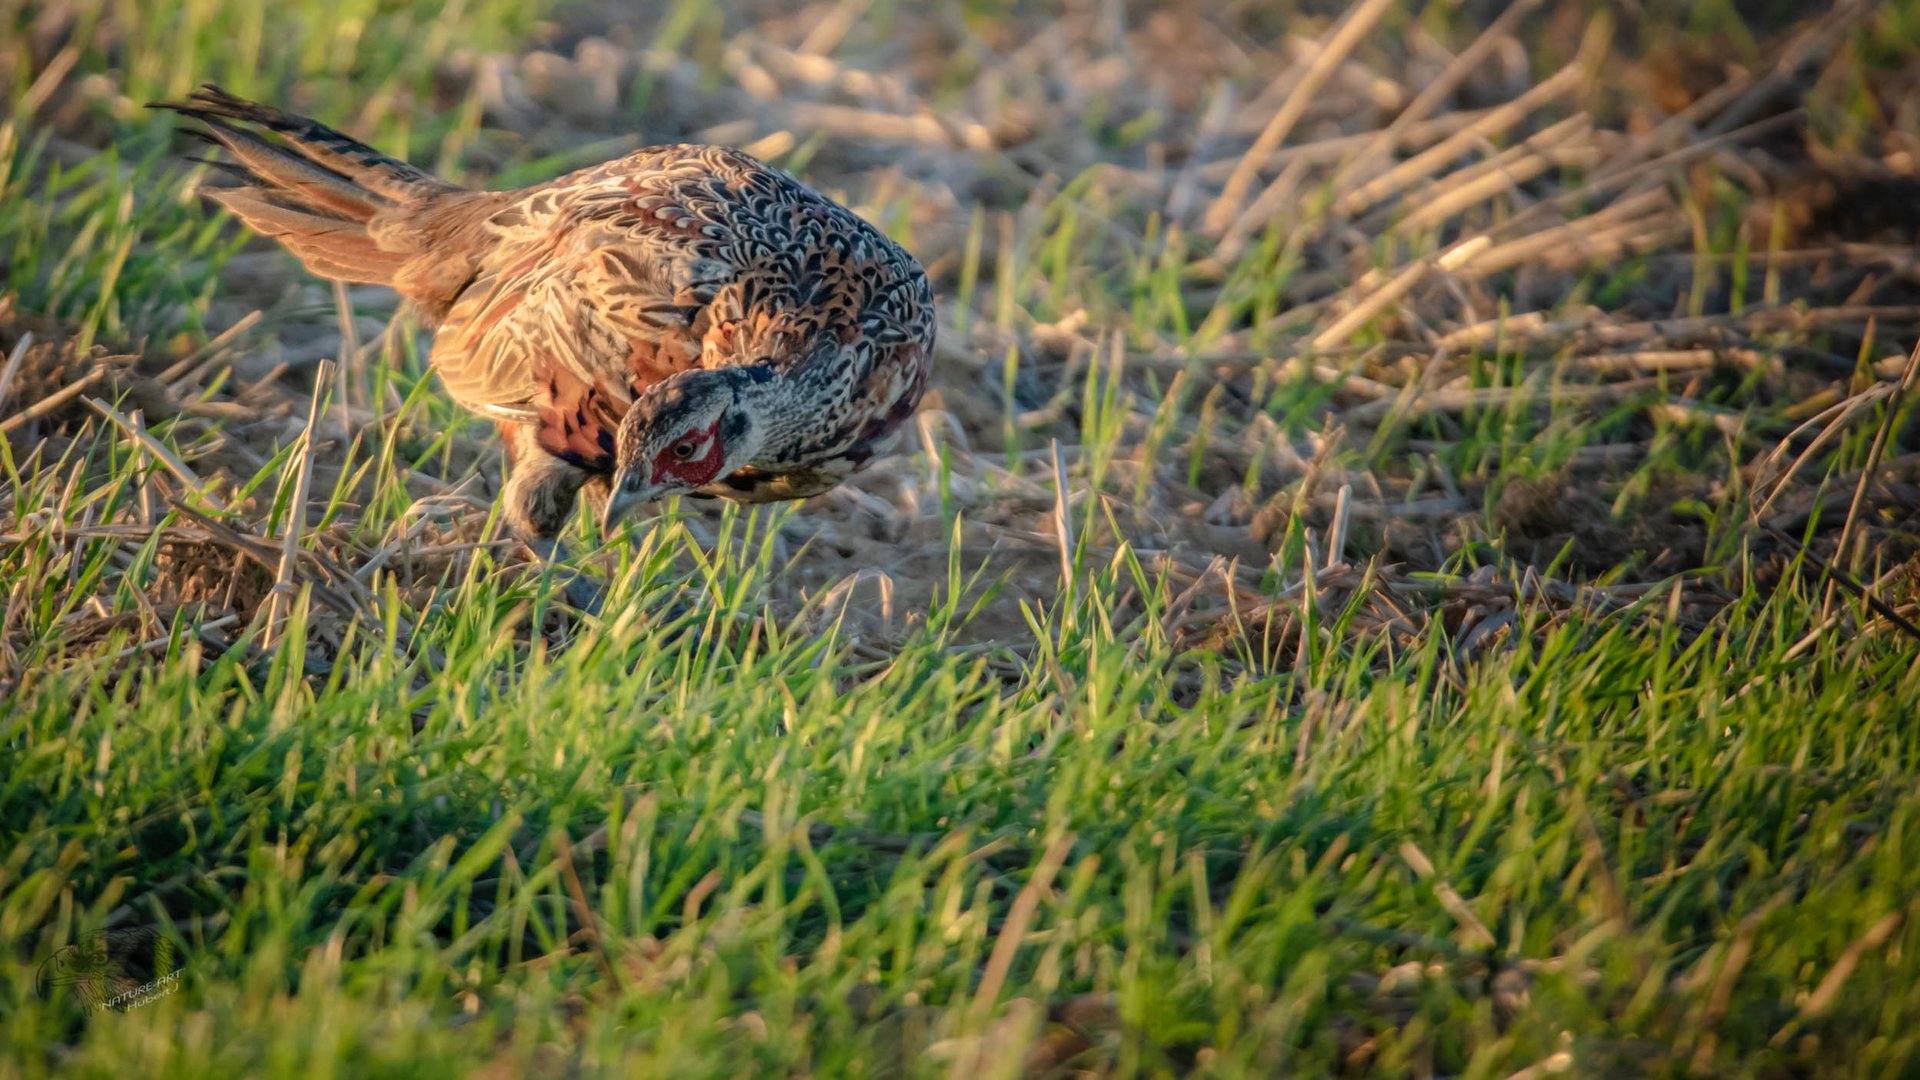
[37,927,183,1013]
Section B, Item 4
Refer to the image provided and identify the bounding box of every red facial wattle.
[654,417,726,487]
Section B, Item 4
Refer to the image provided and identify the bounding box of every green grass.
[5,0,1920,1077]
[8,539,1920,1078]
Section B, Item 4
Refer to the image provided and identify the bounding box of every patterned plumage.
[152,86,933,581]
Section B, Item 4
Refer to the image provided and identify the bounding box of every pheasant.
[152,86,934,601]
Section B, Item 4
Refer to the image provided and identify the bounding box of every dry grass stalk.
[1334,62,1585,218]
[1702,0,1872,138]
[1332,0,1546,192]
[0,364,107,434]
[84,396,227,513]
[1500,109,1804,242]
[966,832,1074,1027]
[1391,112,1596,235]
[1751,382,1902,520]
[0,332,32,417]
[1829,338,1920,601]
[331,281,361,423]
[1311,236,1489,350]
[1050,438,1078,618]
[1793,909,1906,1024]
[264,359,333,649]
[156,309,261,386]
[1397,841,1498,949]
[81,612,241,667]
[1199,109,1486,183]
[1204,0,1398,233]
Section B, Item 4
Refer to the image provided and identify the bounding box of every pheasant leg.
[500,424,603,612]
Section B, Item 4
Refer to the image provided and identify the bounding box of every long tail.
[149,85,481,306]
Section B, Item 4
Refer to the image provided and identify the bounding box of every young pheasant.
[153,86,933,598]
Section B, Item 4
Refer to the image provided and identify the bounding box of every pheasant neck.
[731,349,855,467]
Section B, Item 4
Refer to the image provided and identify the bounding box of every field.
[4,0,1920,1075]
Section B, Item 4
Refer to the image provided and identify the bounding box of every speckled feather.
[152,86,934,539]
[438,143,932,478]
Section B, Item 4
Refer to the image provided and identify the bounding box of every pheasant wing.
[429,166,741,471]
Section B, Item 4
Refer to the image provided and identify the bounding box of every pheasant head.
[602,365,776,529]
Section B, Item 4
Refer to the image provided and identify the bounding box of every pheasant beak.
[600,490,632,536]
[601,475,658,535]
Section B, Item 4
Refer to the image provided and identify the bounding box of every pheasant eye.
[672,440,698,460]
